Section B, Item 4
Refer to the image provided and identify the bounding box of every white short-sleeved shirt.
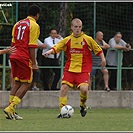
[42,36,63,59]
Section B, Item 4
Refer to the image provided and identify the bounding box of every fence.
[0,45,133,91]
[1,2,133,90]
[92,48,133,91]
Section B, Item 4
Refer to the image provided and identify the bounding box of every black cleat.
[57,114,63,118]
[80,106,88,117]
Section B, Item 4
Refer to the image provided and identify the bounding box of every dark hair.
[27,4,40,16]
[115,31,122,35]
[50,29,58,33]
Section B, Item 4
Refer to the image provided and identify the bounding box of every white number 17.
[17,25,26,40]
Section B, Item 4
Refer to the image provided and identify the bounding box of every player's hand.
[32,64,39,71]
[6,46,16,54]
[43,49,53,58]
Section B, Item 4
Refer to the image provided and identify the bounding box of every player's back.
[10,18,31,60]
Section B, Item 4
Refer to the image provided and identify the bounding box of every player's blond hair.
[71,18,82,26]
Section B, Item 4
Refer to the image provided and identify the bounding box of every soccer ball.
[60,105,74,118]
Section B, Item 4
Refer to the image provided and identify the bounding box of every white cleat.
[14,113,23,120]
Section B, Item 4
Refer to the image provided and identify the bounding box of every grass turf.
[0,108,133,131]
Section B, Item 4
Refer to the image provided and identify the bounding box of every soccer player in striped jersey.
[4,4,40,120]
[44,18,106,118]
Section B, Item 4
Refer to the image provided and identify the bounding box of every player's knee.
[60,84,69,96]
[80,86,88,94]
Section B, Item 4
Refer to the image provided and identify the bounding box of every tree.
[57,2,68,37]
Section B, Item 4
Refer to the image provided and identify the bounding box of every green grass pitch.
[0,108,133,131]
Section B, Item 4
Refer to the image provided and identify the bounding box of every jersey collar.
[71,32,84,38]
[27,16,36,22]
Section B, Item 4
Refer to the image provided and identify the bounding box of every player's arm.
[44,49,54,58]
[29,46,38,70]
[29,23,40,70]
[28,46,38,69]
[29,48,38,70]
[0,49,7,55]
[43,37,67,57]
[98,52,106,68]
[29,48,37,64]
[0,46,16,55]
[89,37,106,68]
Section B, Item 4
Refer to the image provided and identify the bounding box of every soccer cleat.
[14,112,23,120]
[5,114,11,119]
[80,106,88,117]
[57,114,63,118]
[5,112,23,120]
[4,109,15,120]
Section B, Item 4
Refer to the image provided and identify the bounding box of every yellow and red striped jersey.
[52,32,103,73]
[10,16,40,59]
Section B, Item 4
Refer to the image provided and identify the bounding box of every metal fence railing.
[92,48,133,90]
[0,46,133,91]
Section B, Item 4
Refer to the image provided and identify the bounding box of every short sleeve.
[29,21,40,48]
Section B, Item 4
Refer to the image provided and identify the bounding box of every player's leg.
[10,81,21,98]
[4,59,19,120]
[8,59,21,105]
[9,81,22,120]
[101,68,110,91]
[79,85,88,107]
[79,85,89,117]
[57,84,69,118]
[77,72,90,117]
[5,82,30,120]
[9,82,30,111]
[4,58,32,120]
[5,75,22,119]
[59,84,69,108]
[57,71,74,118]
